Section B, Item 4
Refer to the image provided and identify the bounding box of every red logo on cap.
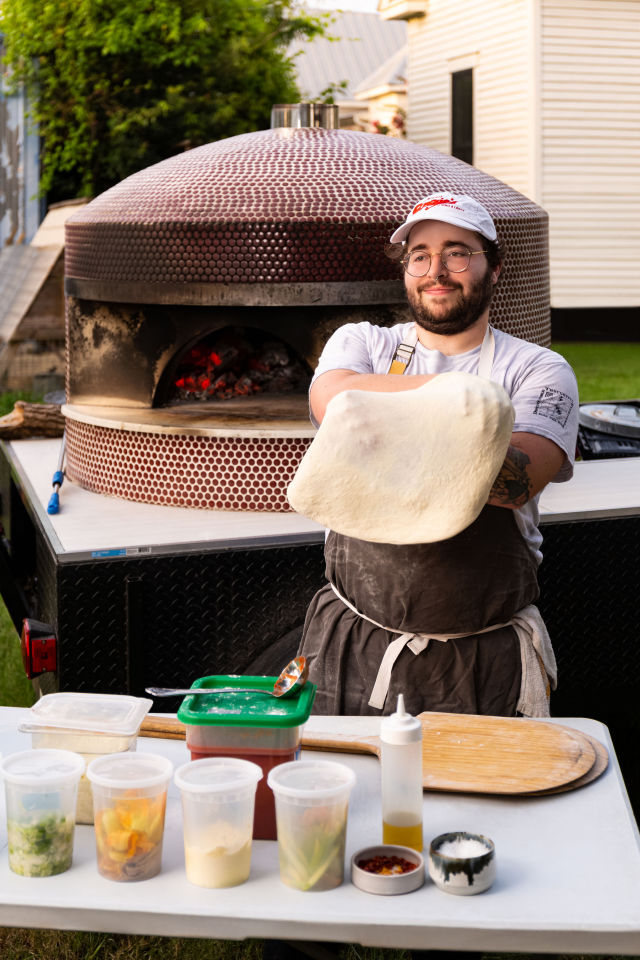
[412,197,458,215]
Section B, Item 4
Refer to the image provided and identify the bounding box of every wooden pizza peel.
[140,711,607,795]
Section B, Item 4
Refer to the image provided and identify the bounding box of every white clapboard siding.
[407,0,534,198]
[541,0,640,307]
[404,0,639,309]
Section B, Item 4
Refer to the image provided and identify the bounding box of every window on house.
[451,68,473,165]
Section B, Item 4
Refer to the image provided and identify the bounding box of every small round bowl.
[351,844,425,895]
[428,832,496,896]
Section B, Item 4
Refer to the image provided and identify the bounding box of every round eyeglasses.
[402,245,486,278]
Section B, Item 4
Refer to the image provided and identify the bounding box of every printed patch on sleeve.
[533,387,574,427]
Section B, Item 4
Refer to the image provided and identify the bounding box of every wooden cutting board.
[300,712,597,795]
[140,711,603,795]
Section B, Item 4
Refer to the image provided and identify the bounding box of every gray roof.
[290,10,406,100]
[354,43,407,96]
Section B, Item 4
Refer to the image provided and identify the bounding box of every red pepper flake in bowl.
[357,854,417,875]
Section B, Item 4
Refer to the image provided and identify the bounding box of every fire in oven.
[164,327,311,405]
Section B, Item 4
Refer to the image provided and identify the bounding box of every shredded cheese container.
[19,693,153,824]
[177,675,316,840]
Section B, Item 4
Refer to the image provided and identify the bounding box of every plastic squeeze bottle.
[380,694,423,852]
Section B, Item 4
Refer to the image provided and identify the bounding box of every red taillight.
[20,619,57,679]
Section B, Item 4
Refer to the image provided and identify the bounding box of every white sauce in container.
[184,822,252,888]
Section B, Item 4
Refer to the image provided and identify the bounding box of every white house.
[379,0,640,323]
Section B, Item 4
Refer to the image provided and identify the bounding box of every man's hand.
[310,369,439,424]
[488,432,566,509]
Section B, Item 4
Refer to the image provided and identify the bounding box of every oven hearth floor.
[62,395,315,437]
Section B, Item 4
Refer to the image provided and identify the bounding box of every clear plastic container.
[87,752,173,882]
[267,759,356,891]
[0,749,85,877]
[186,723,301,752]
[187,744,297,840]
[178,675,316,840]
[174,758,263,888]
[19,693,153,825]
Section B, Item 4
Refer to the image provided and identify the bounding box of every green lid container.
[177,675,316,728]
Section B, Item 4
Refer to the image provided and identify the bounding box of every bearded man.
[297,193,579,718]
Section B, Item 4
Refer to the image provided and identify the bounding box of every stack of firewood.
[0,401,65,439]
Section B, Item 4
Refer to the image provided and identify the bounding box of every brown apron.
[299,505,539,716]
[298,324,540,716]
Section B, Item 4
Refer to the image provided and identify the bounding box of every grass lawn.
[551,341,640,402]
[0,343,638,959]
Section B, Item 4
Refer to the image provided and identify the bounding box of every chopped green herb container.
[0,749,85,877]
[178,675,316,840]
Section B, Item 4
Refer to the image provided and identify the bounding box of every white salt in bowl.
[428,831,495,896]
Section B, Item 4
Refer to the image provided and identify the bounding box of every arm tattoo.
[490,445,532,507]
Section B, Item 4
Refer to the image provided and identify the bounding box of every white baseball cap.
[390,193,497,244]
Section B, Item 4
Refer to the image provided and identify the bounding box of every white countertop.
[3,438,325,560]
[538,456,640,522]
[0,710,639,953]
[4,438,640,561]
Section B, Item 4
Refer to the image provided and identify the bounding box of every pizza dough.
[287,372,514,544]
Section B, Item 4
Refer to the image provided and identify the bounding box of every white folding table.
[0,708,639,955]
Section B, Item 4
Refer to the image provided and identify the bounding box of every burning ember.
[169,328,310,404]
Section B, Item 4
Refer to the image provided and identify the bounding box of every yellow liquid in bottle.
[383,818,423,852]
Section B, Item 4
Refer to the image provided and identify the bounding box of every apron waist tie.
[329,582,557,716]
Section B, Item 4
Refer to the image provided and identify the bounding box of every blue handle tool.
[47,433,66,515]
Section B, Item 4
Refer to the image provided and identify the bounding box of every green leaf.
[1,0,326,201]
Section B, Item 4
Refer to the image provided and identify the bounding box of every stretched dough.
[287,372,515,544]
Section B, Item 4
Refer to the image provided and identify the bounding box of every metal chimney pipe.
[270,102,339,129]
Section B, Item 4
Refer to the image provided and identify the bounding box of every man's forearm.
[487,444,533,509]
[310,370,439,424]
[487,432,565,509]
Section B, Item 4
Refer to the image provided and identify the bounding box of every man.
[298,193,579,717]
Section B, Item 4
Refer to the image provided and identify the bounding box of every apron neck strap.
[388,323,495,380]
[477,324,495,380]
[387,326,419,375]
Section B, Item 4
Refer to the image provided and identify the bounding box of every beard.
[407,266,495,336]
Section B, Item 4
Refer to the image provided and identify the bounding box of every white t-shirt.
[311,321,579,564]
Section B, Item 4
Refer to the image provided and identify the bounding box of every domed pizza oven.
[64,106,550,511]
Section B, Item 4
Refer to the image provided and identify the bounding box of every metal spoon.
[145,656,309,700]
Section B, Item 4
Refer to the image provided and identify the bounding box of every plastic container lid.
[86,752,173,790]
[0,748,85,786]
[177,675,316,728]
[267,759,356,799]
[174,758,263,794]
[20,692,152,736]
[380,694,422,745]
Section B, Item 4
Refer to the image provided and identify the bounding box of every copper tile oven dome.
[63,120,550,512]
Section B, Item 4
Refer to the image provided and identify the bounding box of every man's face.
[403,220,499,336]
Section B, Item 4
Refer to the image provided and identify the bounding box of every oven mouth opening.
[154,325,313,413]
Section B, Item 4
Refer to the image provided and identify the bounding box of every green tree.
[0,0,327,202]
